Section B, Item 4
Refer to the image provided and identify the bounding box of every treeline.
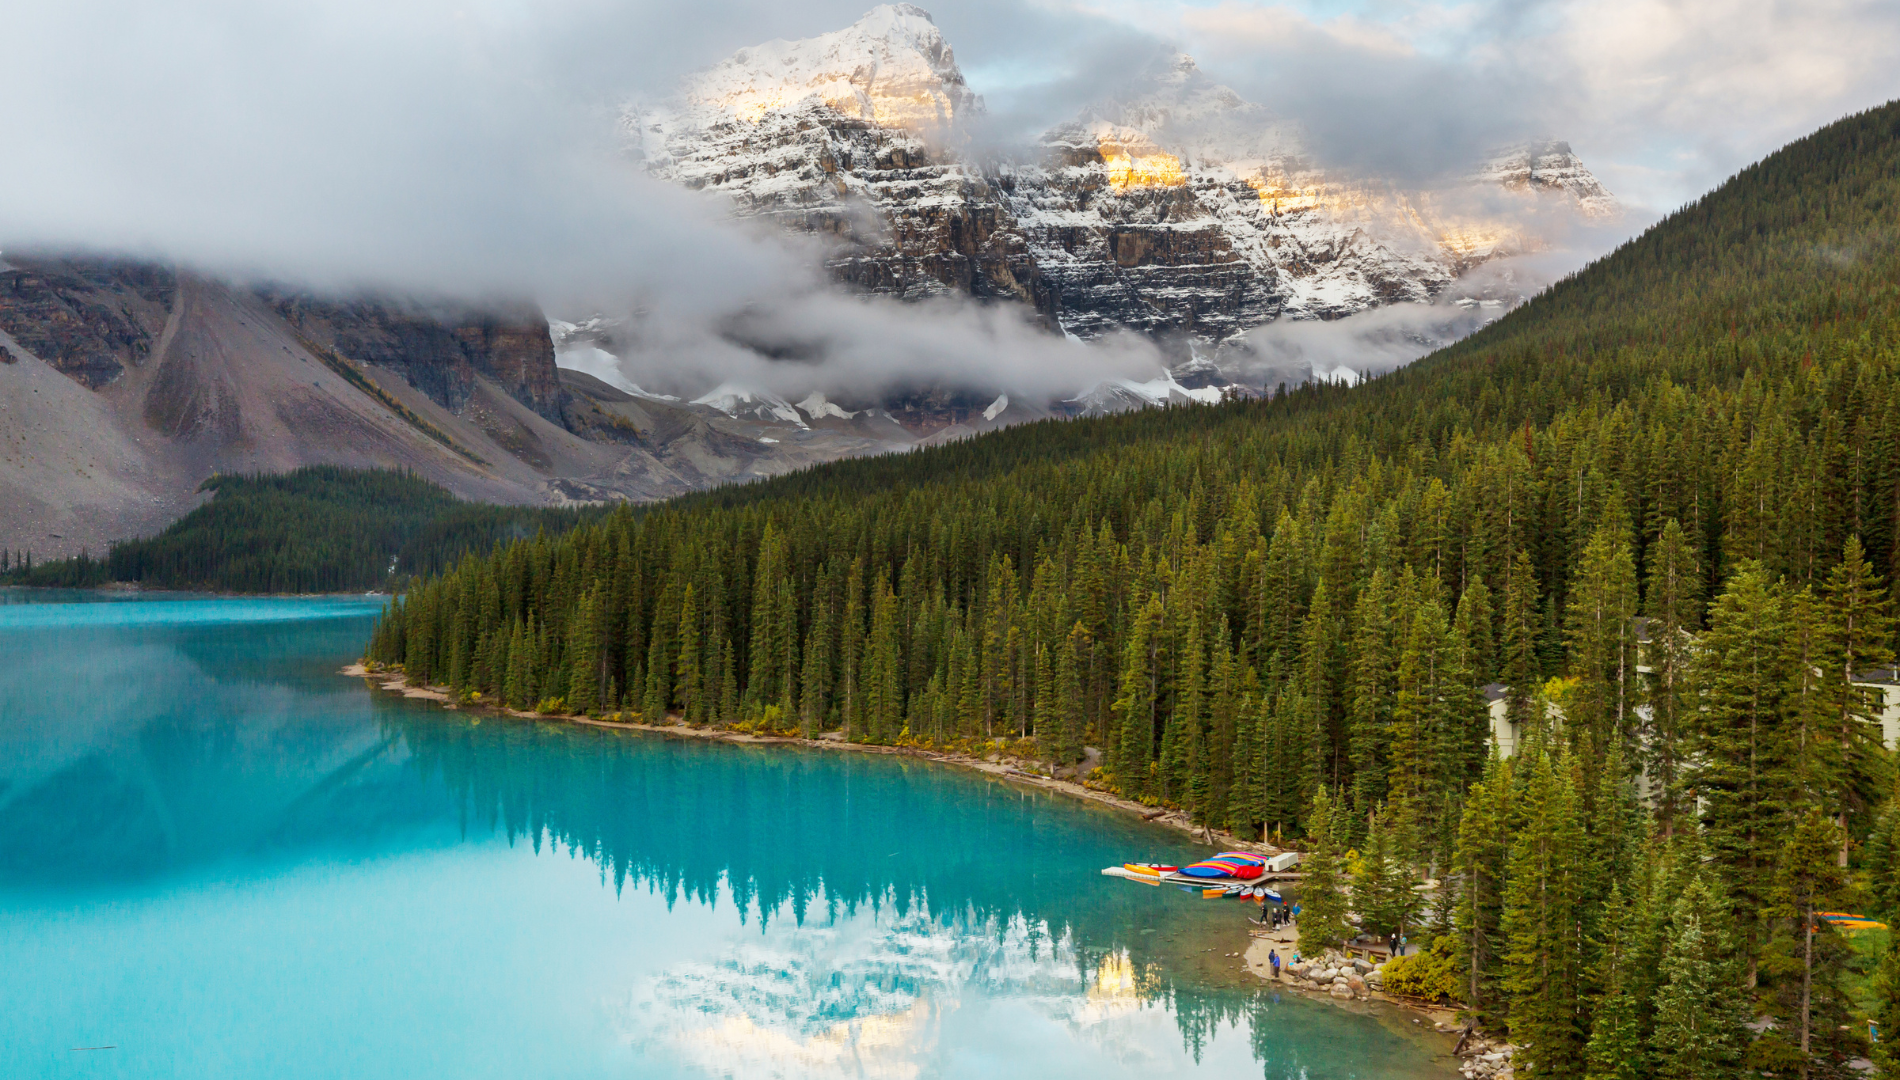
[366,100,1900,1075]
[1,467,606,593]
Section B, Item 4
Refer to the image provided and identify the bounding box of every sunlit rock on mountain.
[622,5,1619,360]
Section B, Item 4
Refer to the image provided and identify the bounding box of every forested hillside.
[367,102,1900,1076]
[2,468,604,592]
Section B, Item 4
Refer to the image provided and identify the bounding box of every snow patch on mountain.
[693,383,809,426]
[982,393,1008,421]
[796,391,858,420]
[1066,370,1224,416]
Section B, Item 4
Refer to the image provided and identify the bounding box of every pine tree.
[1113,594,1164,797]
[1583,883,1646,1080]
[1031,642,1056,748]
[566,588,600,714]
[674,583,702,724]
[800,579,832,737]
[1822,535,1896,857]
[504,617,532,709]
[1566,521,1640,756]
[1348,569,1394,830]
[1873,931,1900,1080]
[1055,622,1088,764]
[1649,876,1747,1080]
[1502,749,1587,1077]
[1298,787,1352,953]
[1359,808,1423,941]
[1453,750,1515,1026]
[1458,575,1497,685]
[1501,549,1543,727]
[1695,559,1794,977]
[1299,578,1342,799]
[1170,611,1207,811]
[1644,517,1703,836]
[1759,809,1852,1078]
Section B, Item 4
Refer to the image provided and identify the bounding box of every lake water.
[0,591,1456,1079]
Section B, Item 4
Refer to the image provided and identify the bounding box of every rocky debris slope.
[625,5,1618,349]
[0,257,917,559]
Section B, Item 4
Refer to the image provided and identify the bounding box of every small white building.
[1264,851,1301,873]
[1483,668,1900,757]
[1858,669,1900,749]
[1483,683,1518,757]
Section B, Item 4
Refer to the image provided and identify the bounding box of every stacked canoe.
[1101,851,1283,901]
[1819,911,1890,931]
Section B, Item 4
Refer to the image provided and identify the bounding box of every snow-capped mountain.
[624,5,1619,351]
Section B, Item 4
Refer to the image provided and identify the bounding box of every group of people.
[1258,899,1294,930]
[1258,898,1295,980]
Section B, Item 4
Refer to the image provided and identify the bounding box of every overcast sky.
[1,0,1893,394]
[5,0,1893,283]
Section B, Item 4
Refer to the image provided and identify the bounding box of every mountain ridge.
[624,5,1619,354]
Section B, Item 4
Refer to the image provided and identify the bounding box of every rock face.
[626,6,1032,309]
[627,5,1618,348]
[263,293,572,425]
[0,256,177,388]
[0,258,924,560]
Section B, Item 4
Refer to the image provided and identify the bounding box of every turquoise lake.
[0,591,1456,1079]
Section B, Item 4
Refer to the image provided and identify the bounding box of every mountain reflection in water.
[0,593,1453,1079]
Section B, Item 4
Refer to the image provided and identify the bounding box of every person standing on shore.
[1269,949,1281,979]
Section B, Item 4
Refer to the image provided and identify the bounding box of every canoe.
[1101,866,1162,885]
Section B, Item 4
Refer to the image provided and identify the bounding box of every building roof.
[1856,668,1900,686]
[1481,682,1509,702]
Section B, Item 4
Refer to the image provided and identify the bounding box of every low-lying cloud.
[3,0,1887,408]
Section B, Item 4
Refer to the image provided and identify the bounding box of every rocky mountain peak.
[679,4,979,136]
[1477,140,1620,217]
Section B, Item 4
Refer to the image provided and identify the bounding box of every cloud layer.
[3,0,1892,402]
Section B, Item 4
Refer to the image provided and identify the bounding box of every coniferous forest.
[0,467,604,593]
[380,99,1893,1074]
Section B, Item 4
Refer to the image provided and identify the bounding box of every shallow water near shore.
[0,590,1456,1079]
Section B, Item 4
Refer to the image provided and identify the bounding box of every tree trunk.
[1801,898,1814,1080]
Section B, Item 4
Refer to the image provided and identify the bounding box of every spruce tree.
[673,584,701,724]
[1348,569,1394,830]
[1565,521,1640,756]
[1360,808,1423,941]
[1055,623,1087,765]
[1822,535,1896,854]
[1583,883,1646,1080]
[1873,931,1900,1080]
[1649,876,1748,1080]
[1695,559,1794,977]
[800,583,832,736]
[566,588,600,714]
[1501,549,1543,727]
[1113,594,1164,797]
[1760,809,1853,1078]
[1644,517,1703,836]
[1298,787,1352,953]
[1502,749,1587,1077]
[1454,750,1515,1027]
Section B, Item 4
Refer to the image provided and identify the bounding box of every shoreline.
[341,662,1287,855]
[343,661,1492,1074]
[1,583,392,600]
